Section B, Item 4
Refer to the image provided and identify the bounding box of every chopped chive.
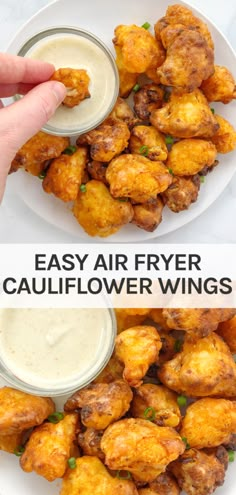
[38,171,46,180]
[177,395,187,407]
[142,22,151,30]
[168,168,174,176]
[174,339,183,353]
[165,135,174,145]
[80,184,87,193]
[133,83,141,93]
[116,470,131,480]
[63,145,77,156]
[182,437,191,450]
[228,450,235,462]
[139,145,149,157]
[144,406,156,421]
[14,445,25,457]
[200,176,205,183]
[211,108,215,114]
[48,412,64,424]
[68,457,77,469]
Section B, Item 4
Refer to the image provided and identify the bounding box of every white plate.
[6,0,236,242]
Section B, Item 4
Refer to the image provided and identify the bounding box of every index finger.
[0,53,55,84]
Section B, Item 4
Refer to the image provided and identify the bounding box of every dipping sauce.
[17,28,119,136]
[0,308,115,395]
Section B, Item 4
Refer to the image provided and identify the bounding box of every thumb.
[0,80,66,201]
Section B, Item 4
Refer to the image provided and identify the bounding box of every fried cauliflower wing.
[87,160,108,185]
[43,146,88,202]
[51,68,90,108]
[113,25,164,74]
[158,333,236,397]
[162,308,236,340]
[108,97,139,128]
[156,28,214,92]
[114,47,139,98]
[147,473,180,495]
[0,432,25,454]
[60,456,138,495]
[166,139,217,176]
[148,309,171,331]
[106,155,172,204]
[0,387,55,436]
[93,353,124,383]
[155,4,214,50]
[162,176,200,212]
[131,384,181,427]
[64,380,133,430]
[133,84,164,122]
[157,332,177,365]
[217,315,236,353]
[73,180,133,237]
[130,126,168,162]
[115,308,150,334]
[132,197,164,232]
[77,428,104,460]
[201,65,236,103]
[210,115,236,154]
[101,418,185,482]
[150,90,219,138]
[20,413,78,481]
[77,119,130,162]
[115,326,162,387]
[180,398,236,448]
[170,446,228,495]
[10,131,69,175]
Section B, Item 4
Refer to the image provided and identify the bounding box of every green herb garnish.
[211,108,215,114]
[165,135,174,145]
[174,339,183,353]
[80,184,87,193]
[68,457,77,469]
[116,470,131,480]
[133,83,141,93]
[144,406,156,422]
[63,145,77,156]
[200,176,205,183]
[177,395,187,407]
[142,22,151,30]
[228,450,235,462]
[182,437,191,450]
[14,446,25,457]
[168,168,174,176]
[38,171,46,180]
[48,412,64,424]
[139,145,149,157]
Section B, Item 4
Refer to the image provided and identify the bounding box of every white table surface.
[0,0,236,243]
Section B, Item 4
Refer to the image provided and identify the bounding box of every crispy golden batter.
[131,384,181,427]
[132,197,164,232]
[93,353,124,383]
[217,315,236,353]
[148,309,171,331]
[64,380,133,430]
[61,456,138,495]
[133,84,164,122]
[115,47,139,98]
[130,126,168,162]
[115,308,150,334]
[148,473,180,495]
[106,155,172,204]
[73,180,133,237]
[0,387,55,436]
[180,398,236,448]
[156,28,214,92]
[51,68,90,108]
[162,176,200,212]
[158,333,236,397]
[150,90,219,138]
[157,332,176,365]
[162,308,236,339]
[166,139,217,176]
[101,418,185,482]
[10,131,69,175]
[115,326,162,387]
[155,4,214,50]
[113,25,164,74]
[20,413,78,481]
[108,97,139,128]
[78,428,104,460]
[0,432,25,454]
[201,65,236,103]
[170,446,228,495]
[87,160,108,185]
[77,119,130,162]
[210,115,236,154]
[43,147,88,202]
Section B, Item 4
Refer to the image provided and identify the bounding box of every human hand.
[0,53,67,202]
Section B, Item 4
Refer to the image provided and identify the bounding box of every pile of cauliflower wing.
[1,307,236,495]
[10,4,236,237]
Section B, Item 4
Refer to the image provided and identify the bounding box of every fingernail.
[51,81,67,105]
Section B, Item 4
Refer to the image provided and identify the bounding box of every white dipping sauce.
[0,308,114,390]
[27,34,117,131]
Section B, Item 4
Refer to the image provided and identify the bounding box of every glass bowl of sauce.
[16,27,119,136]
[0,308,116,396]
